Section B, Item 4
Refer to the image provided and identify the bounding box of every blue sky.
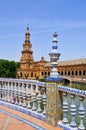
[0,0,86,62]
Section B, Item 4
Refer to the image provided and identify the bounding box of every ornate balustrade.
[0,78,46,121]
[58,86,86,130]
[0,78,86,129]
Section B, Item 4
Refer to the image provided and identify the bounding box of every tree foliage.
[0,59,20,78]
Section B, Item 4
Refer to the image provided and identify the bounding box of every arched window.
[48,71,50,76]
[31,72,33,77]
[72,71,74,76]
[45,72,47,75]
[79,71,81,76]
[20,72,22,78]
[83,71,85,76]
[61,71,63,75]
[42,72,44,76]
[68,71,70,76]
[75,71,78,75]
[65,71,67,75]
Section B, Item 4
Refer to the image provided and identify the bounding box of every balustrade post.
[18,83,22,106]
[4,82,8,102]
[15,83,19,105]
[27,84,31,109]
[7,82,9,102]
[0,81,2,100]
[62,92,68,124]
[8,82,11,103]
[46,79,63,127]
[78,96,85,130]
[42,87,46,115]
[37,86,42,113]
[23,83,26,107]
[32,85,36,111]
[70,94,77,128]
[2,81,5,101]
[11,82,15,104]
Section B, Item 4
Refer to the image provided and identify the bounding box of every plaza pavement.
[0,105,62,130]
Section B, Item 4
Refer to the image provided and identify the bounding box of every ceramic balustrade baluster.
[15,83,19,105]
[8,83,11,102]
[70,94,77,128]
[27,84,31,109]
[19,83,22,106]
[11,82,15,104]
[62,92,68,124]
[7,82,9,102]
[0,81,2,100]
[37,86,42,113]
[32,85,36,111]
[78,96,85,130]
[2,82,5,101]
[23,83,26,107]
[5,82,7,102]
[42,87,46,115]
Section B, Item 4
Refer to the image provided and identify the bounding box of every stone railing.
[0,78,46,121]
[58,86,86,130]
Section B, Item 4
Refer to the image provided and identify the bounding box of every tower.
[20,27,34,69]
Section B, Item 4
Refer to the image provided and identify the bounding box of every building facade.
[17,28,86,81]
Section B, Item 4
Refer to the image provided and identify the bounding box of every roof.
[44,58,86,67]
[58,58,86,66]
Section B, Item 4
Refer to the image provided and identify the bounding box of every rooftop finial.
[26,26,29,32]
[53,32,58,38]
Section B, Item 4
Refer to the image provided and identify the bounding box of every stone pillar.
[46,78,63,127]
[46,32,63,127]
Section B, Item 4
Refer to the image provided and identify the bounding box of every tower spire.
[25,26,30,42]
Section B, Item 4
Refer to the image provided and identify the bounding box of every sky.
[0,0,86,62]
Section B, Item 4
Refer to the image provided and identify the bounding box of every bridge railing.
[0,78,46,120]
[0,78,86,130]
[58,86,86,130]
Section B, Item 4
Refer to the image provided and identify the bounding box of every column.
[46,80,63,127]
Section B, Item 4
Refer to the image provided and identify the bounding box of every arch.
[45,72,47,75]
[83,71,85,76]
[31,72,33,77]
[79,71,81,76]
[20,72,22,78]
[48,71,50,76]
[68,71,70,76]
[75,71,78,76]
[61,71,63,75]
[65,71,67,75]
[72,71,74,76]
[42,72,44,76]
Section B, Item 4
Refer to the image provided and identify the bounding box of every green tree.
[0,59,20,78]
